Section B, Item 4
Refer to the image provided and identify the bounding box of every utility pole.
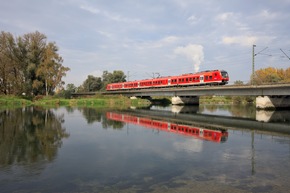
[251,45,268,85]
[252,45,256,85]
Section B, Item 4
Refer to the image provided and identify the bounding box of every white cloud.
[80,5,100,14]
[96,30,113,38]
[257,9,279,20]
[174,44,204,72]
[222,36,257,46]
[215,12,234,22]
[80,3,140,23]
[222,35,275,47]
[187,15,200,24]
[134,35,180,50]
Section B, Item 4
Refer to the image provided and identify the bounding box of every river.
[0,104,290,193]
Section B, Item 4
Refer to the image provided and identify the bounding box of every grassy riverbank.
[199,96,255,105]
[0,95,151,108]
[0,96,32,107]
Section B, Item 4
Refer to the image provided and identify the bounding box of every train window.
[205,76,208,80]
[209,76,212,80]
[189,78,192,81]
[186,78,188,82]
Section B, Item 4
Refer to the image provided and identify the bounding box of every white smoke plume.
[174,44,204,72]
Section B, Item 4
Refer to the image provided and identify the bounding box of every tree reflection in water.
[78,107,125,129]
[0,107,69,167]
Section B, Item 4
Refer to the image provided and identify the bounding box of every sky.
[1,0,290,86]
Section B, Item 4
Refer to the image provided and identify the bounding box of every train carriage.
[106,69,229,91]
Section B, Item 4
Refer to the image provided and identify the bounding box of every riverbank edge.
[0,95,151,108]
[0,95,255,109]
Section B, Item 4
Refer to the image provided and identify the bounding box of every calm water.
[1,105,290,193]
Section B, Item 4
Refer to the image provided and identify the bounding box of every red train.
[106,69,229,91]
[106,112,228,143]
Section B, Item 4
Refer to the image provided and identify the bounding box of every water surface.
[0,105,290,193]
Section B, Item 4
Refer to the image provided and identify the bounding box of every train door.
[168,79,171,86]
[138,82,140,88]
[200,75,204,83]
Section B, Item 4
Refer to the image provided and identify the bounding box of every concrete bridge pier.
[172,96,199,105]
[256,96,290,109]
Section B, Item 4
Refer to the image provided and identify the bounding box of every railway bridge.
[103,83,290,109]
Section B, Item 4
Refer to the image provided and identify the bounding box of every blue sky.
[1,0,290,86]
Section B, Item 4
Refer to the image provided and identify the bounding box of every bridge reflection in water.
[106,112,229,143]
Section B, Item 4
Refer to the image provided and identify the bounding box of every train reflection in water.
[106,112,228,143]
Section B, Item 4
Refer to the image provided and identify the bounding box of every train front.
[220,70,229,84]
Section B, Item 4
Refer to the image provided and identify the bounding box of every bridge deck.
[103,83,290,97]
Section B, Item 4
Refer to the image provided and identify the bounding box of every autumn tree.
[252,67,289,85]
[36,42,69,96]
[0,31,69,96]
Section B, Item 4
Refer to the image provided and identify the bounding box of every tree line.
[0,31,69,96]
[63,70,126,96]
[252,67,290,85]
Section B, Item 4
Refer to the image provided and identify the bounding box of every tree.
[18,31,47,95]
[252,67,287,85]
[234,80,244,85]
[66,83,77,93]
[101,70,126,90]
[82,75,102,92]
[102,70,126,83]
[0,31,69,96]
[36,42,69,96]
[0,32,21,95]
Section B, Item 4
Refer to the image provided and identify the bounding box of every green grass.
[0,95,32,107]
[0,95,150,108]
[199,96,255,104]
